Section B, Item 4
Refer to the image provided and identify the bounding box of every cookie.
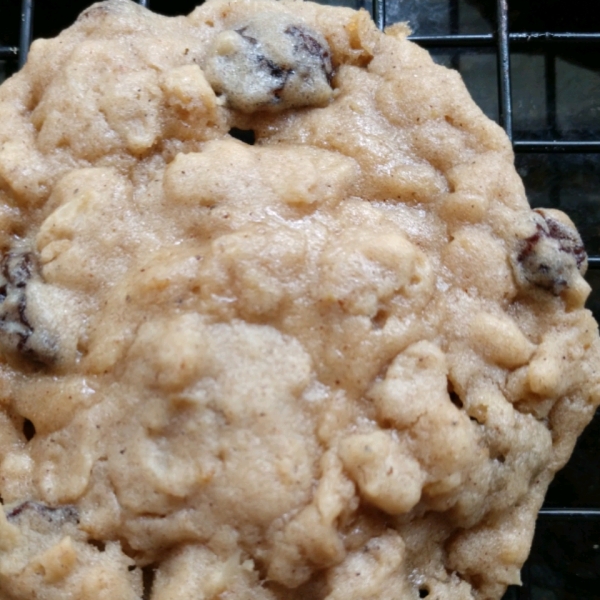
[1,0,599,598]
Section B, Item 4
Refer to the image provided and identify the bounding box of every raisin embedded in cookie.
[205,12,334,112]
[1,0,599,599]
[513,208,587,295]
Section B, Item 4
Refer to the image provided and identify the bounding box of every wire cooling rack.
[404,3,600,597]
[1,0,600,598]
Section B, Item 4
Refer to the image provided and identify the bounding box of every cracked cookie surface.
[1,0,599,599]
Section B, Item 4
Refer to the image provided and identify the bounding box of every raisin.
[236,24,291,87]
[516,209,587,295]
[235,26,259,46]
[0,251,36,349]
[205,14,334,113]
[6,500,79,524]
[543,215,587,270]
[257,55,291,91]
[284,24,333,82]
[0,248,56,364]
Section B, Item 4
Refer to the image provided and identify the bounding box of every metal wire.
[406,32,600,46]
[405,3,600,274]
[589,257,600,269]
[397,2,600,597]
[372,0,386,32]
[0,46,18,60]
[495,0,513,140]
[514,140,600,153]
[18,0,34,69]
[539,508,600,520]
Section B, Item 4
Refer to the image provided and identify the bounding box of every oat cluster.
[1,1,599,599]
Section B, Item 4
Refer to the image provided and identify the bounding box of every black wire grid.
[1,0,600,598]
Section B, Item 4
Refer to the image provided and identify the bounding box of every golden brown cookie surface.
[1,1,599,598]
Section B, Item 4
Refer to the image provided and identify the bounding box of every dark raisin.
[0,248,55,364]
[3,251,33,288]
[235,30,292,103]
[235,27,258,46]
[515,209,587,295]
[6,500,79,524]
[284,24,333,82]
[235,26,291,85]
[257,55,290,86]
[205,15,333,113]
[544,214,587,269]
[0,250,35,347]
